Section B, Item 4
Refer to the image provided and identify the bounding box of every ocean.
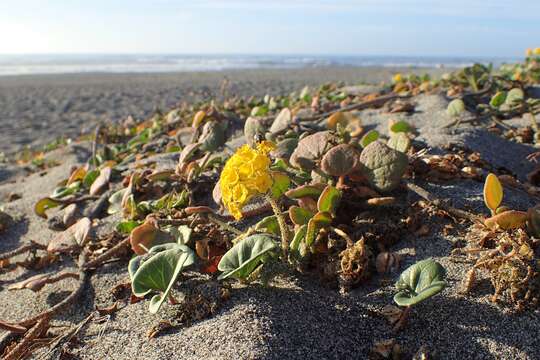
[0,54,520,76]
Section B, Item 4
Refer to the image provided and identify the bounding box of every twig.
[82,237,130,270]
[406,181,480,223]
[0,241,47,261]
[37,312,96,360]
[301,93,409,122]
[207,213,243,236]
[3,316,49,360]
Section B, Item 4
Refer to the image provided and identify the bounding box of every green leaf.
[270,172,290,199]
[254,215,281,235]
[52,181,81,199]
[489,91,506,108]
[218,234,278,280]
[83,169,100,188]
[360,130,379,148]
[305,211,332,247]
[387,133,411,153]
[389,120,411,133]
[505,88,524,106]
[285,184,325,199]
[290,224,307,253]
[289,206,315,225]
[116,220,141,234]
[162,225,193,245]
[34,197,63,219]
[447,99,465,117]
[317,186,341,214]
[108,188,127,215]
[394,259,447,307]
[130,243,196,313]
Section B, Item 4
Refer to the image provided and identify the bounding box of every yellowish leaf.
[483,173,503,213]
[192,110,206,129]
[67,167,87,185]
[484,210,527,230]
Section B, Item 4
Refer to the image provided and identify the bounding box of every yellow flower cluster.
[526,48,540,57]
[220,141,275,220]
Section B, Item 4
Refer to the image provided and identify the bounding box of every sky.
[0,0,539,57]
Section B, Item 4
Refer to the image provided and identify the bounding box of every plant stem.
[265,195,291,257]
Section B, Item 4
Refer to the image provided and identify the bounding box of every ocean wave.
[0,54,520,76]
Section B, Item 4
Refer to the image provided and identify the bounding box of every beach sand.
[1,69,539,359]
[0,67,444,155]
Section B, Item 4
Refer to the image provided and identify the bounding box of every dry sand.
[0,71,539,359]
[0,67,444,155]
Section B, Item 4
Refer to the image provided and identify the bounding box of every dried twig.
[0,241,47,262]
[3,316,49,360]
[82,237,130,270]
[406,181,480,223]
[301,93,409,122]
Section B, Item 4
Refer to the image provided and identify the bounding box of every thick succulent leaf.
[317,186,341,214]
[199,121,227,152]
[129,222,174,255]
[290,131,334,171]
[90,167,112,196]
[192,110,206,129]
[82,169,100,188]
[52,181,81,199]
[285,184,325,199]
[48,217,91,254]
[387,133,411,153]
[217,234,278,280]
[270,172,290,199]
[269,108,293,134]
[108,188,127,215]
[484,210,528,230]
[483,173,503,213]
[244,117,267,146]
[320,144,360,176]
[359,141,408,192]
[505,88,524,106]
[360,130,379,148]
[162,225,193,245]
[305,211,332,247]
[34,197,63,219]
[489,91,506,108]
[254,215,281,235]
[131,243,195,313]
[289,206,315,225]
[290,224,307,253]
[389,120,411,133]
[327,112,348,130]
[394,259,447,307]
[447,99,465,117]
[271,138,298,160]
[67,167,87,185]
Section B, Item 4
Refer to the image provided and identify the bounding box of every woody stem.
[265,195,291,257]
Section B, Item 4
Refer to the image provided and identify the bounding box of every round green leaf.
[389,120,411,133]
[360,130,379,148]
[289,206,315,225]
[447,99,465,117]
[317,186,341,214]
[393,259,447,307]
[489,91,506,108]
[218,234,278,280]
[387,133,411,153]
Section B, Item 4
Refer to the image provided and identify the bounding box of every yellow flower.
[220,141,275,220]
[534,48,540,56]
[393,73,403,83]
[526,48,533,57]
